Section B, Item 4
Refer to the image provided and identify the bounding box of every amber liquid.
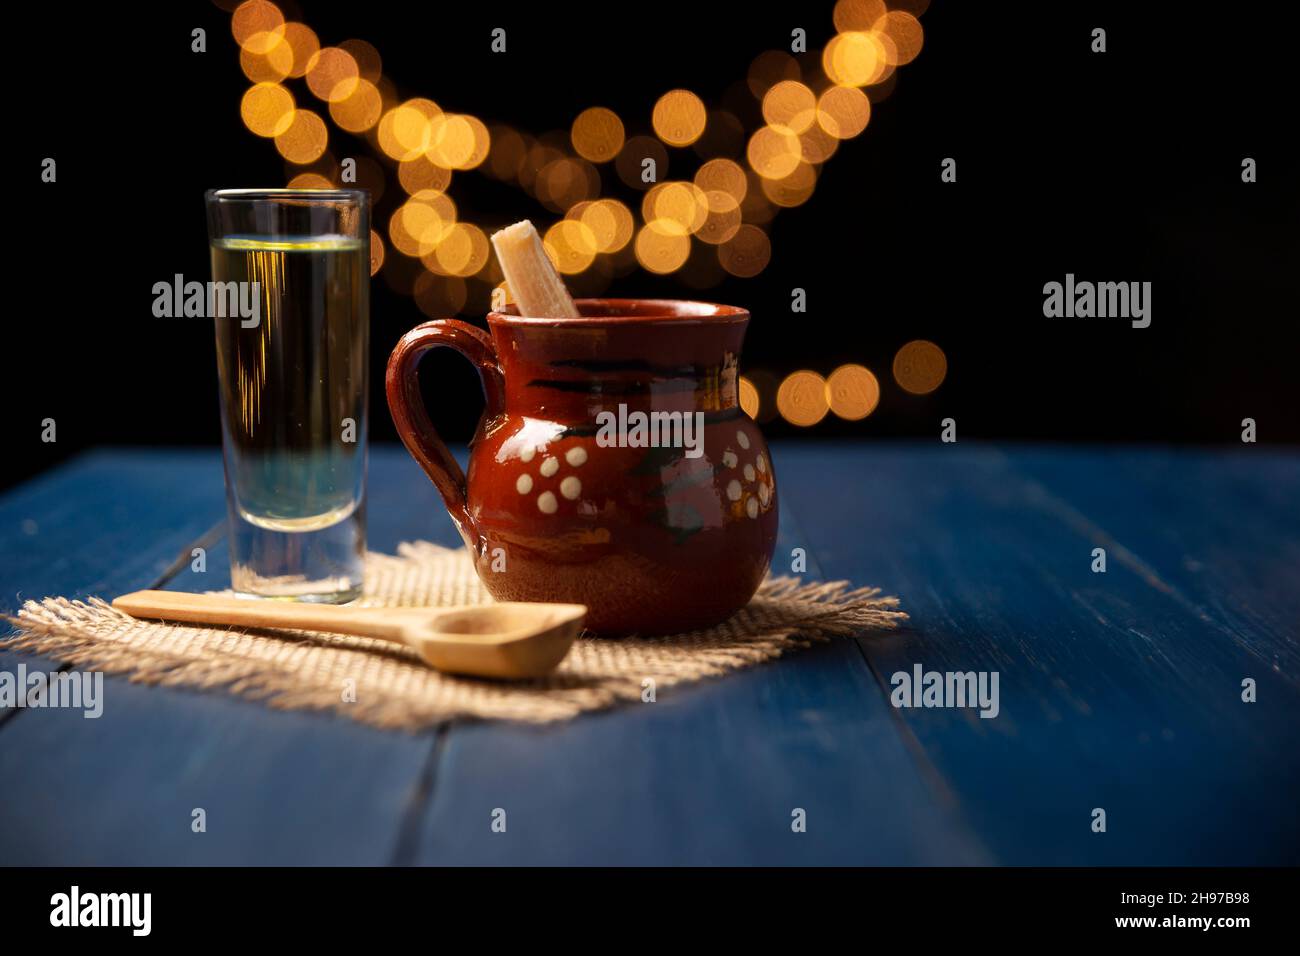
[210,235,368,599]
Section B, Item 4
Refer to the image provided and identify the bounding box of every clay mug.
[386,299,777,635]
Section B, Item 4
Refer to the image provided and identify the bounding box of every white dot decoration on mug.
[511,433,773,523]
[721,428,774,521]
[515,440,589,515]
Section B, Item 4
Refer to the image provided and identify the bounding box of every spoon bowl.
[407,602,587,678]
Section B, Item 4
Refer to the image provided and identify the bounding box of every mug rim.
[488,297,748,327]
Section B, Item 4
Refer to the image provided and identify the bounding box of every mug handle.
[385,320,505,544]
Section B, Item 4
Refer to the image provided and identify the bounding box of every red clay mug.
[385,299,777,635]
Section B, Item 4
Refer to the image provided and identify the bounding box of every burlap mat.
[3,541,905,729]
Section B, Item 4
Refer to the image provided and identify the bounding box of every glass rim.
[206,188,367,205]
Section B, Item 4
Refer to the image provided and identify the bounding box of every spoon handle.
[111,590,408,643]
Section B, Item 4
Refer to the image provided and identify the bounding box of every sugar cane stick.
[490,220,581,319]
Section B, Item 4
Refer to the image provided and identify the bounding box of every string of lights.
[220,0,944,427]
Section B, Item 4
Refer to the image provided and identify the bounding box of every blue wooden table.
[2,443,1297,865]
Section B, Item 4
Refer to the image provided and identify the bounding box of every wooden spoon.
[111,590,585,680]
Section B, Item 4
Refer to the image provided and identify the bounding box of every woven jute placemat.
[4,541,905,729]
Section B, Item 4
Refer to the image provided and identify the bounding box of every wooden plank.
[0,682,439,865]
[0,449,454,864]
[776,442,1300,865]
[1007,446,1300,678]
[0,451,228,676]
[406,443,991,865]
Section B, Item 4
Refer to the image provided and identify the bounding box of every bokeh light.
[369,229,385,276]
[635,222,691,274]
[575,198,634,253]
[519,142,563,193]
[305,47,360,102]
[826,364,881,419]
[286,172,333,189]
[241,83,295,137]
[536,157,599,211]
[338,38,383,81]
[398,154,452,194]
[747,125,802,179]
[718,224,771,277]
[240,34,293,83]
[429,114,491,170]
[695,191,742,245]
[875,10,925,65]
[738,376,760,420]
[281,23,320,78]
[694,158,748,202]
[274,109,328,163]
[823,31,890,88]
[893,340,948,394]
[817,86,872,139]
[762,81,818,134]
[232,1,284,49]
[833,0,887,32]
[652,89,707,147]
[425,222,489,277]
[744,369,779,423]
[777,371,830,427]
[761,162,817,207]
[390,190,457,257]
[543,220,599,274]
[329,78,383,132]
[570,107,625,163]
[644,182,708,236]
[226,0,929,315]
[377,98,441,162]
[799,122,841,165]
[486,127,527,180]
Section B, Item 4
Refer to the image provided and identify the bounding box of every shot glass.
[205,189,369,602]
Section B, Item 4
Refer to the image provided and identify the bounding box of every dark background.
[7,0,1297,491]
